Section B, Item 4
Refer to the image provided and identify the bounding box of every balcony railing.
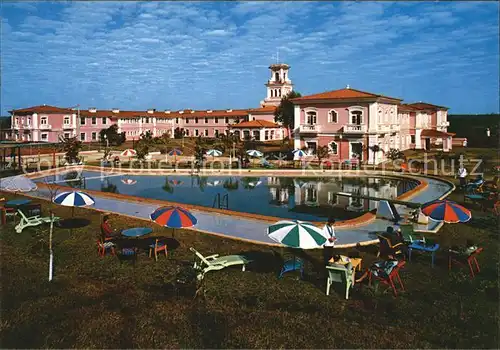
[344,124,367,133]
[298,124,321,133]
[377,124,391,132]
[62,123,76,129]
[39,124,52,130]
[22,123,32,129]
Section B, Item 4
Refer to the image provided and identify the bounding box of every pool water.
[37,171,419,222]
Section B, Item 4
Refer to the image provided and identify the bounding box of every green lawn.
[0,180,498,348]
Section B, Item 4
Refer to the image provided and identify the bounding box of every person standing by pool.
[322,218,337,265]
[457,165,468,188]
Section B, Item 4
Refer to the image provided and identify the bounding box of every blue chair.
[260,159,274,168]
[279,256,304,279]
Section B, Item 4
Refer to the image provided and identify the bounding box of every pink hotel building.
[8,63,453,164]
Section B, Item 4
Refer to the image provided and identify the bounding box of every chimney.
[226,109,233,113]
[112,108,120,113]
[164,110,171,114]
[190,110,195,113]
[147,108,155,114]
[207,110,212,113]
[346,84,350,89]
[179,110,184,114]
[89,107,97,113]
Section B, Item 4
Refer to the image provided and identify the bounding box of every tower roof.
[269,63,290,70]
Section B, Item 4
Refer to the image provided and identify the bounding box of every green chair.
[326,263,354,299]
[190,247,252,280]
[399,224,425,244]
[14,208,59,233]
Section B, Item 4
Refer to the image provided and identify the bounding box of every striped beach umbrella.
[268,220,329,249]
[421,200,471,223]
[246,149,263,157]
[293,149,307,157]
[207,180,220,186]
[206,149,223,157]
[0,175,37,192]
[169,179,184,186]
[120,149,137,157]
[150,206,197,236]
[53,191,95,207]
[121,178,137,185]
[168,149,183,156]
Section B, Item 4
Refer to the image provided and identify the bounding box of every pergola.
[0,142,61,170]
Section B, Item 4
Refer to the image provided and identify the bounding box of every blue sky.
[1,1,499,115]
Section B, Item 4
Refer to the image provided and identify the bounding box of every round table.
[5,198,32,208]
[122,227,153,237]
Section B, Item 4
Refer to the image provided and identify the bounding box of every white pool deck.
[30,174,453,248]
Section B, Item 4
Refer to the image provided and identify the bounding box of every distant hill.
[448,114,499,148]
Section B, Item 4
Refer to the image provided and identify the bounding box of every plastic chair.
[326,263,354,299]
[449,247,483,279]
[96,239,115,257]
[149,238,168,261]
[369,260,406,297]
[376,234,406,259]
[278,256,304,279]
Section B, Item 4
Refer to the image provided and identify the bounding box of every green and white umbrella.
[267,220,329,249]
[206,149,223,157]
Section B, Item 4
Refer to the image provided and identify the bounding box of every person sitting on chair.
[355,258,399,283]
[100,215,120,241]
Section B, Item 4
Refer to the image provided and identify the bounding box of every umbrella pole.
[49,212,54,281]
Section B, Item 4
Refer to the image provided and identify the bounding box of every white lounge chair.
[15,209,59,233]
[190,247,252,280]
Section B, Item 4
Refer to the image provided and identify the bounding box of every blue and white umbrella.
[0,175,38,192]
[246,149,263,157]
[206,149,223,157]
[53,191,95,207]
[293,149,307,157]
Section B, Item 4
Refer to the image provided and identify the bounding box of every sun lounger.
[190,247,252,280]
[14,208,60,233]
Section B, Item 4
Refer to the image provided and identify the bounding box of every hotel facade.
[8,63,453,164]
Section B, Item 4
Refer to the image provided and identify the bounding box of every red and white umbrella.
[120,149,137,157]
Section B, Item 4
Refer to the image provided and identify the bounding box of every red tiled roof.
[421,129,455,137]
[398,104,420,112]
[247,106,277,114]
[9,105,74,114]
[291,88,402,102]
[407,102,449,111]
[80,108,250,119]
[230,120,280,128]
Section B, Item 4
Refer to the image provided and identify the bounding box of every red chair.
[149,239,168,261]
[96,239,115,257]
[369,260,406,296]
[449,247,483,279]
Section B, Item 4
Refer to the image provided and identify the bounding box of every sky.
[1,1,499,115]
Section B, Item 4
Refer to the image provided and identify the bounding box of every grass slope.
[0,182,498,348]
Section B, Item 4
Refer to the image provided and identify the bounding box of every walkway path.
[32,175,452,248]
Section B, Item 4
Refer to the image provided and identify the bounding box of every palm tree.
[368,145,382,167]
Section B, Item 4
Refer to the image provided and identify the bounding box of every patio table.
[408,241,440,267]
[121,227,153,237]
[329,255,363,271]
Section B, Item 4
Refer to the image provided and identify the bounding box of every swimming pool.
[36,170,419,222]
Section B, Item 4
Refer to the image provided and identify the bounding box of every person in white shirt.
[458,166,468,187]
[322,218,337,265]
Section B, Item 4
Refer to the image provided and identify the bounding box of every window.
[102,118,107,125]
[80,117,85,125]
[306,111,317,125]
[186,118,189,124]
[91,132,97,141]
[26,117,31,125]
[328,141,338,155]
[411,135,416,144]
[185,129,189,136]
[15,117,19,125]
[195,117,199,123]
[205,117,209,124]
[204,129,209,136]
[328,110,338,123]
[176,118,179,124]
[225,117,229,123]
[63,117,70,125]
[91,117,97,125]
[215,118,218,124]
[351,110,362,125]
[264,130,269,140]
[214,130,219,137]
[41,117,48,125]
[64,132,70,139]
[195,129,199,137]
[270,130,275,139]
[41,133,48,141]
[80,133,86,141]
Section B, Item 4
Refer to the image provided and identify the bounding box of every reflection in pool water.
[37,171,419,222]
